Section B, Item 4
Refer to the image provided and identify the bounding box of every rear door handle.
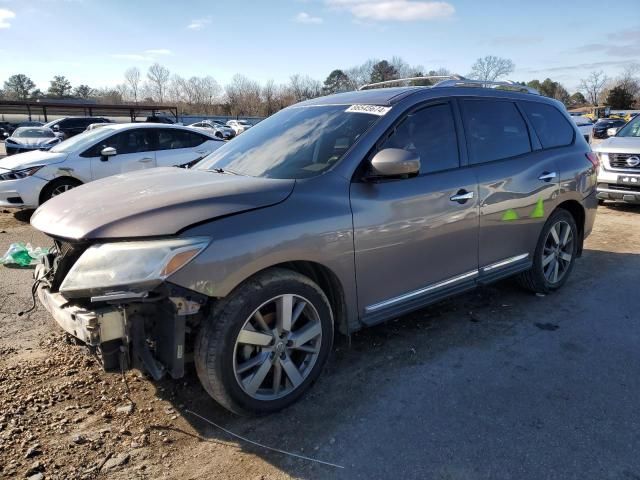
[450,190,474,204]
[138,157,153,163]
[538,171,557,181]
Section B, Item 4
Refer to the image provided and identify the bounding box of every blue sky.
[0,0,638,92]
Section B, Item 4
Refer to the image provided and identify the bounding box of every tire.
[215,132,224,139]
[517,209,579,294]
[40,177,82,204]
[598,199,605,206]
[195,268,334,416]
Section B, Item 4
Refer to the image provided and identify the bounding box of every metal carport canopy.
[0,100,178,122]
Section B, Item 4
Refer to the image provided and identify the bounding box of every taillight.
[586,152,599,169]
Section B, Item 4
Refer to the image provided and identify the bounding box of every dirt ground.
[0,203,639,480]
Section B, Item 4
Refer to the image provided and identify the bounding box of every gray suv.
[31,78,598,415]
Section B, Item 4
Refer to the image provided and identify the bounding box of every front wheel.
[518,209,578,294]
[39,177,82,204]
[195,268,334,415]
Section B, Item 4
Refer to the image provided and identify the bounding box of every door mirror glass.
[101,146,117,157]
[370,148,420,177]
[607,127,619,137]
[52,125,60,132]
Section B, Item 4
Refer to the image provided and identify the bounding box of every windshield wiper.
[211,167,239,175]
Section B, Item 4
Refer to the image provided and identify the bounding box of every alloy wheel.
[51,184,74,197]
[542,220,574,284]
[233,294,323,401]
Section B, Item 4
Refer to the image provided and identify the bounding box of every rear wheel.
[518,209,578,294]
[195,268,333,415]
[40,177,82,204]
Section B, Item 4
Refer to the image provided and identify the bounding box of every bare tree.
[146,63,170,103]
[579,71,608,106]
[124,67,141,103]
[289,74,322,102]
[225,74,261,116]
[468,55,515,82]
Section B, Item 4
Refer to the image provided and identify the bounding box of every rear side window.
[521,102,574,149]
[381,103,459,174]
[157,129,207,150]
[461,99,531,164]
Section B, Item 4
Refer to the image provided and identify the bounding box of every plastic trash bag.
[0,242,49,267]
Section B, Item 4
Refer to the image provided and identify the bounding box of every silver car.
[4,127,62,155]
[594,115,640,204]
[30,79,598,415]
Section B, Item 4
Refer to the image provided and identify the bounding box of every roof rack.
[433,79,540,95]
[358,75,465,91]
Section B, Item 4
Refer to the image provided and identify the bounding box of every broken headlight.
[59,237,210,296]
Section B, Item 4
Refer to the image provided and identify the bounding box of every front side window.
[51,127,117,154]
[380,103,459,174]
[521,102,574,149]
[461,99,531,164]
[197,105,381,179]
[80,129,154,157]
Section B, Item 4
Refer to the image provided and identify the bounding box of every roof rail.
[358,75,465,91]
[433,79,540,95]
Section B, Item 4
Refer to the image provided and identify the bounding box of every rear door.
[154,128,218,167]
[351,101,480,324]
[88,128,156,179]
[459,97,561,276]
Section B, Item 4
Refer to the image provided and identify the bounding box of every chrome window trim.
[481,253,529,272]
[365,270,479,313]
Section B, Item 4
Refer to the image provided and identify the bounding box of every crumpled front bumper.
[34,263,125,346]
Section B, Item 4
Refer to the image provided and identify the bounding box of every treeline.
[2,56,638,117]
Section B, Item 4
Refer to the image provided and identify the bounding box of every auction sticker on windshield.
[345,104,392,116]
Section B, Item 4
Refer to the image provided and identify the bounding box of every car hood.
[31,167,295,240]
[7,137,57,147]
[593,137,640,153]
[0,150,68,171]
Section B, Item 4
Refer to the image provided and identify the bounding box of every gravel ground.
[0,203,639,480]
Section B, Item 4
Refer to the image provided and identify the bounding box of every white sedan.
[226,119,253,134]
[0,123,223,208]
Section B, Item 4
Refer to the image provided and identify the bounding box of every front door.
[350,101,479,324]
[459,98,560,273]
[90,128,156,179]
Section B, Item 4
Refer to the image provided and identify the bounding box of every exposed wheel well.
[262,261,348,336]
[39,176,83,205]
[556,200,585,256]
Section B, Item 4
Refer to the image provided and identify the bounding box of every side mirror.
[52,125,60,132]
[2,132,8,138]
[607,127,619,137]
[100,146,117,160]
[370,148,420,178]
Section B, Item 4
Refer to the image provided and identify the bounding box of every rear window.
[521,102,574,149]
[461,99,531,164]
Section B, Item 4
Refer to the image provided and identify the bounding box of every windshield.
[50,127,116,153]
[616,116,640,137]
[13,128,55,138]
[196,105,381,179]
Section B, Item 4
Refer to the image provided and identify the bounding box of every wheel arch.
[555,199,585,256]
[39,176,83,205]
[241,261,349,336]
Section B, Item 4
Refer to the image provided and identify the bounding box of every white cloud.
[0,8,15,29]
[144,49,172,56]
[187,17,211,30]
[326,0,454,22]
[294,12,323,24]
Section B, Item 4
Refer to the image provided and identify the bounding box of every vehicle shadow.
[148,248,640,479]
[13,209,34,223]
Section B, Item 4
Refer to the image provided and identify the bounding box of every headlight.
[0,166,44,181]
[59,237,210,295]
[5,138,16,144]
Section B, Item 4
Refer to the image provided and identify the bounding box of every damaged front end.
[35,236,210,380]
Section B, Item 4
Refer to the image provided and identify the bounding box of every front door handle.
[137,157,153,163]
[538,171,557,182]
[450,189,474,204]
